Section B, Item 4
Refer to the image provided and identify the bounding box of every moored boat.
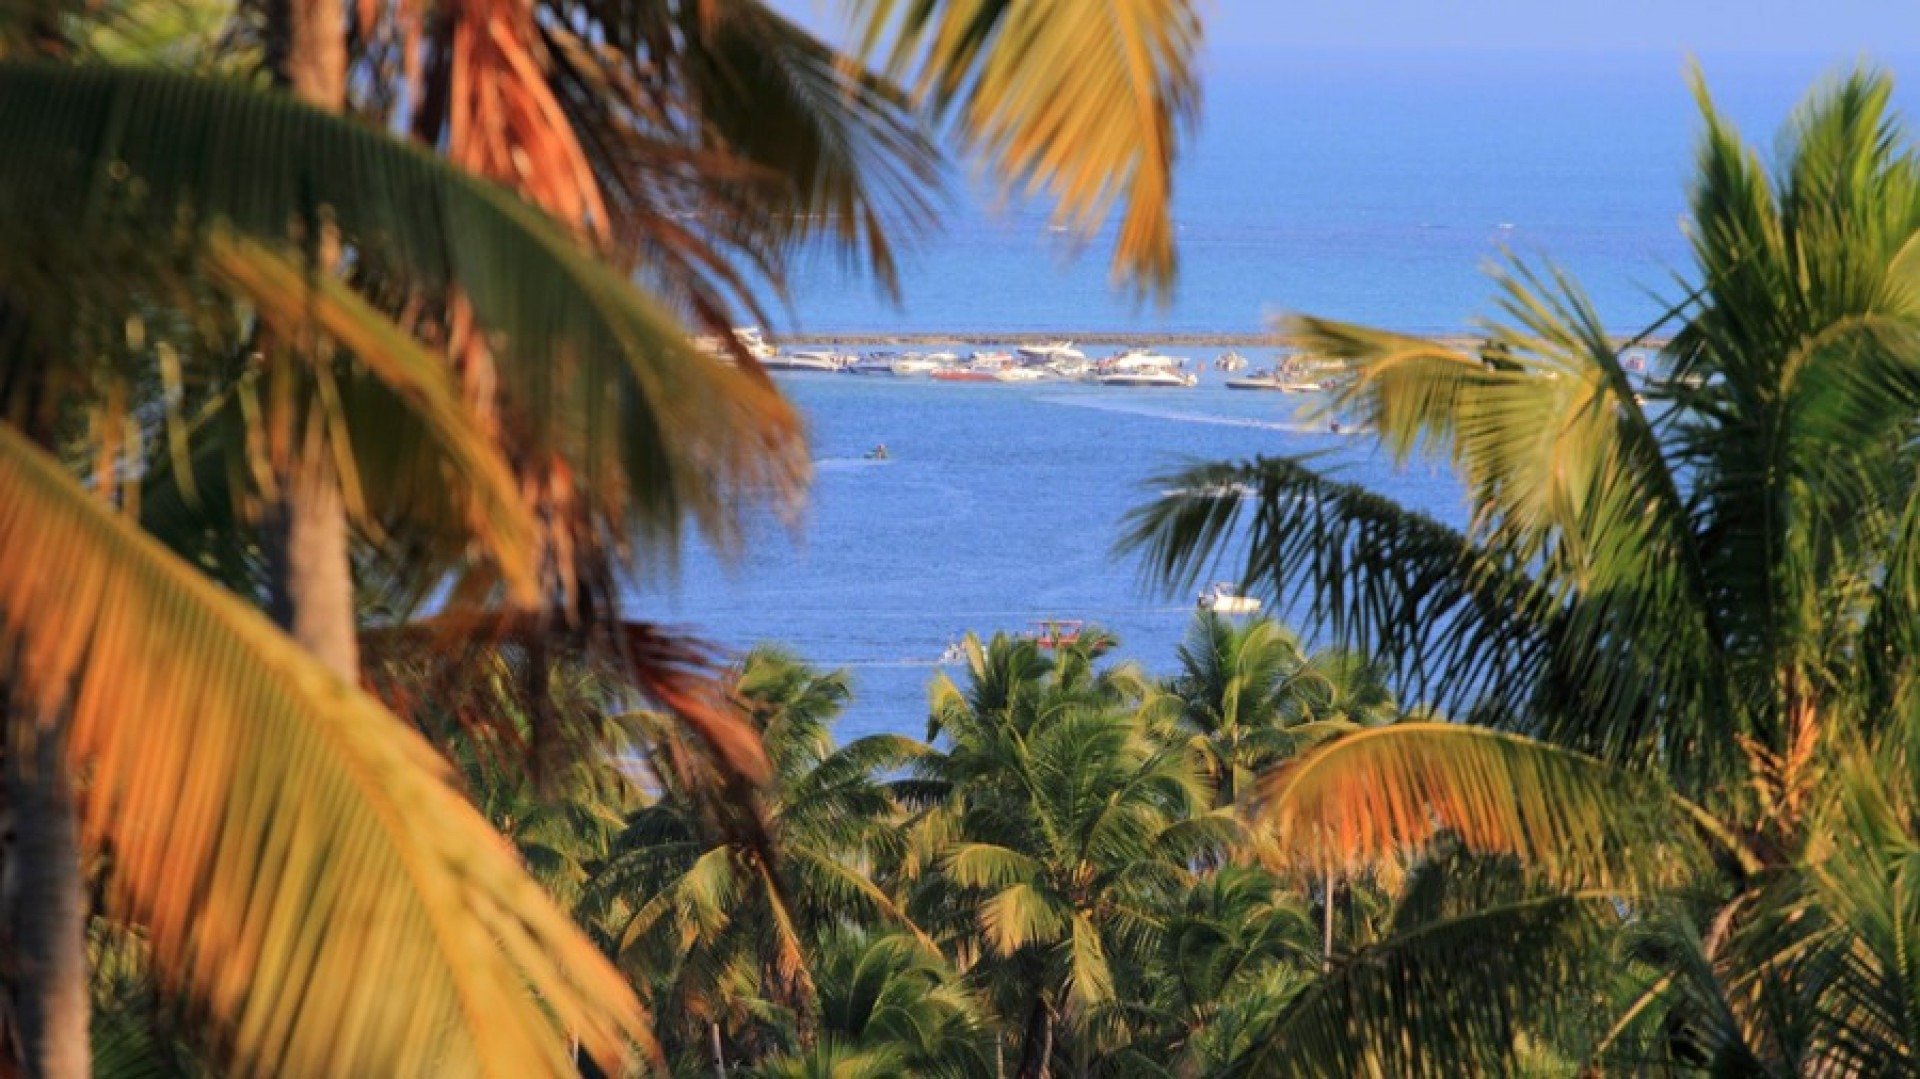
[1023,619,1085,650]
[1095,351,1196,387]
[890,354,944,376]
[695,326,779,362]
[1225,363,1321,392]
[992,366,1051,383]
[1017,341,1086,365]
[1213,350,1249,371]
[1196,582,1261,614]
[1097,367,1198,387]
[765,350,850,372]
[931,366,998,383]
[846,352,903,376]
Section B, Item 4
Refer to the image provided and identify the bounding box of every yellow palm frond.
[859,0,1201,296]
[0,422,653,1076]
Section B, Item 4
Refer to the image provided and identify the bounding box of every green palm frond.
[0,423,651,1075]
[1235,891,1627,1078]
[201,233,539,599]
[639,0,939,293]
[855,0,1201,296]
[1121,456,1553,717]
[0,61,803,553]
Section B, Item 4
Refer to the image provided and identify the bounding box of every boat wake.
[815,457,892,472]
[1036,395,1326,434]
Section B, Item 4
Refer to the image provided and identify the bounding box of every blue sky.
[779,0,1920,56]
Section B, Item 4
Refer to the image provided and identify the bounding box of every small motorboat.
[864,444,890,460]
[1197,582,1261,615]
[1213,351,1249,371]
[1224,370,1286,390]
[938,639,968,665]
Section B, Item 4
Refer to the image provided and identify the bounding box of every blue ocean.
[643,49,1920,738]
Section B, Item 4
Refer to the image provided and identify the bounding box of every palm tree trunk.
[4,719,90,1079]
[262,451,359,678]
[259,0,356,681]
[3,388,89,1077]
[1015,993,1053,1079]
[1322,868,1335,970]
[265,0,345,108]
[709,1020,727,1079]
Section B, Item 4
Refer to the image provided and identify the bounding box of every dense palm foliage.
[1127,67,1920,1072]
[402,624,1358,1078]
[598,649,928,1073]
[901,633,1220,1077]
[15,0,1920,1070]
[1166,612,1394,806]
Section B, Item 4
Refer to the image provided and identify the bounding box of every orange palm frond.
[0,421,658,1075]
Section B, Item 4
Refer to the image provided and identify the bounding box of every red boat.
[1024,619,1085,650]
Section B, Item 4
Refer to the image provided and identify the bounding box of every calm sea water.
[640,49,1920,738]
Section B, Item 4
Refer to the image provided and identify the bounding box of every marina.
[705,328,1324,390]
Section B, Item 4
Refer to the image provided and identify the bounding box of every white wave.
[1035,395,1326,434]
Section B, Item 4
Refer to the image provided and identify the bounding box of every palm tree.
[1120,863,1317,1076]
[0,0,1210,1068]
[599,648,928,1074]
[1167,613,1394,807]
[753,929,991,1079]
[0,56,744,1071]
[902,632,1228,1077]
[1126,67,1920,1072]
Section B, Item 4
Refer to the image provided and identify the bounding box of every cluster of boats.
[696,329,1341,391]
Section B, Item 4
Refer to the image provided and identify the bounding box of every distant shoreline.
[770,330,1664,350]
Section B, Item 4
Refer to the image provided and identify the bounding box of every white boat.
[1225,362,1322,392]
[992,366,1050,383]
[1017,341,1086,364]
[1095,352,1196,387]
[765,350,849,372]
[1098,368,1197,388]
[1197,582,1262,615]
[846,353,903,376]
[1213,351,1249,371]
[890,354,945,376]
[1046,358,1094,379]
[694,326,779,362]
[733,327,777,359]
